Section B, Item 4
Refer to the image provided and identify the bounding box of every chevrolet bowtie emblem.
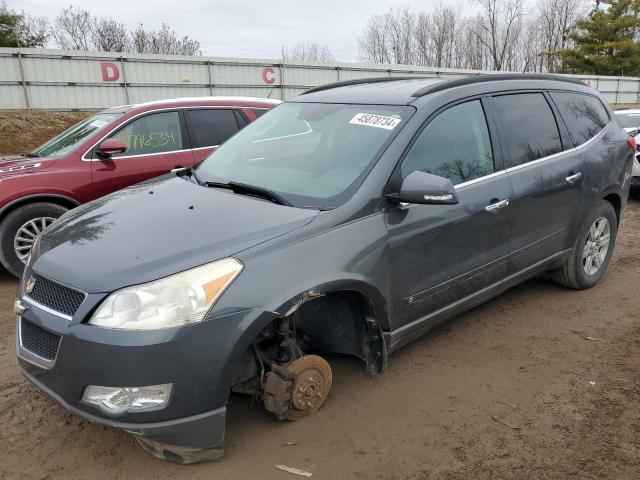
[25,276,36,294]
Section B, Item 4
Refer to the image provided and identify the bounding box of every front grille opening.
[20,318,61,361]
[26,273,85,317]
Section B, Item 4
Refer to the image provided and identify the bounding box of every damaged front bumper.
[20,368,226,463]
[16,293,279,464]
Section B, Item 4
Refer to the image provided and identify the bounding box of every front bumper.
[20,367,226,463]
[16,294,278,463]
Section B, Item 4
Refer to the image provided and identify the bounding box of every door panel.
[506,152,584,269]
[385,98,513,328]
[386,175,513,326]
[490,93,584,270]
[89,110,195,200]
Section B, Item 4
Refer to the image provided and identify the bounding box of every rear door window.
[401,99,494,185]
[108,111,183,158]
[185,109,240,148]
[493,93,562,166]
[550,92,610,145]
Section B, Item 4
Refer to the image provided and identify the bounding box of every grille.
[20,318,61,361]
[26,273,85,317]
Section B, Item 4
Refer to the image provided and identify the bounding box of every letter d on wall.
[100,62,120,82]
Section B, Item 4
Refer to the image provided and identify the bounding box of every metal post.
[120,56,130,104]
[279,62,285,100]
[16,50,30,110]
[207,60,214,95]
[616,78,620,105]
[336,65,341,82]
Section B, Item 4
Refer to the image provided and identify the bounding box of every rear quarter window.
[550,92,610,146]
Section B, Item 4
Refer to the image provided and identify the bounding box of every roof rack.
[410,73,587,98]
[302,76,428,95]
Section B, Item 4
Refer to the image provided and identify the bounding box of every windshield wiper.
[21,152,41,158]
[205,180,292,207]
[173,166,204,186]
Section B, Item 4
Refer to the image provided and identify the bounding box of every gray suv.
[14,74,635,463]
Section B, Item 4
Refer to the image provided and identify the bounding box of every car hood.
[33,176,319,293]
[0,155,56,178]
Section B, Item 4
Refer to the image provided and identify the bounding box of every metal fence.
[2,47,640,110]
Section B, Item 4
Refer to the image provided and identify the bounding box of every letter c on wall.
[262,67,276,85]
[100,62,120,82]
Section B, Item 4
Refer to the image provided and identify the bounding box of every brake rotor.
[283,355,332,420]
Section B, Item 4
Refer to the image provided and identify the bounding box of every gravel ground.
[0,200,638,480]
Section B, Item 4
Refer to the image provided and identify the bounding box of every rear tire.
[553,201,617,290]
[0,203,68,278]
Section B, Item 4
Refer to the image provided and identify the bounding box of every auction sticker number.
[349,113,401,130]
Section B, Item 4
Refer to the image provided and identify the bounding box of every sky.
[13,0,451,62]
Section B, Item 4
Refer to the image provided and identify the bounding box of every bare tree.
[91,17,129,52]
[472,0,524,71]
[536,0,587,72]
[358,14,392,63]
[129,23,200,55]
[48,5,200,55]
[385,6,417,64]
[282,42,334,62]
[50,5,92,50]
[430,4,462,68]
[413,12,433,66]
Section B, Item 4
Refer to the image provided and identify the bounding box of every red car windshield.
[31,113,123,158]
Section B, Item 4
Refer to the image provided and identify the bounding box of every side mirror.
[97,138,127,158]
[389,170,459,205]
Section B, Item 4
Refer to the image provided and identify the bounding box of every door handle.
[565,172,582,185]
[485,199,509,214]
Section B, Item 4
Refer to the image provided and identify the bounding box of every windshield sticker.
[349,113,401,130]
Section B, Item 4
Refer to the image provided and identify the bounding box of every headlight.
[89,258,243,330]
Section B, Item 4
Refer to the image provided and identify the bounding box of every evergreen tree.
[560,0,640,75]
[0,2,47,48]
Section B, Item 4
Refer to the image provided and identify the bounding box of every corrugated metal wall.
[2,47,639,110]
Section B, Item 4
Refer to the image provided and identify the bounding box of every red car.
[0,96,280,277]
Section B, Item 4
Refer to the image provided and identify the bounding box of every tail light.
[627,136,637,151]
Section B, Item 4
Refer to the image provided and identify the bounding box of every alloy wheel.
[582,216,610,276]
[13,217,55,263]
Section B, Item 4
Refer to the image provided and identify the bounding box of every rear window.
[493,93,562,166]
[550,92,610,146]
[251,108,269,118]
[185,109,240,148]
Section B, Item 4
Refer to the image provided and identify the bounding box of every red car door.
[184,108,247,162]
[88,110,195,200]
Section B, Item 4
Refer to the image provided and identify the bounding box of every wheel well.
[0,196,79,224]
[285,291,386,374]
[603,193,621,224]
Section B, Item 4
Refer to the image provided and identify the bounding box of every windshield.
[616,113,640,129]
[196,103,413,208]
[32,113,123,158]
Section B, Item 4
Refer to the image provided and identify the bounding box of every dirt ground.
[0,111,92,155]
[0,201,638,480]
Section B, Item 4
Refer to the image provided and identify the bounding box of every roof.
[104,96,281,113]
[292,74,590,106]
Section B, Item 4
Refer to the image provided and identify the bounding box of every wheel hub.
[263,354,332,420]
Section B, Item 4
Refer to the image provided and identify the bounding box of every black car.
[14,74,635,463]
